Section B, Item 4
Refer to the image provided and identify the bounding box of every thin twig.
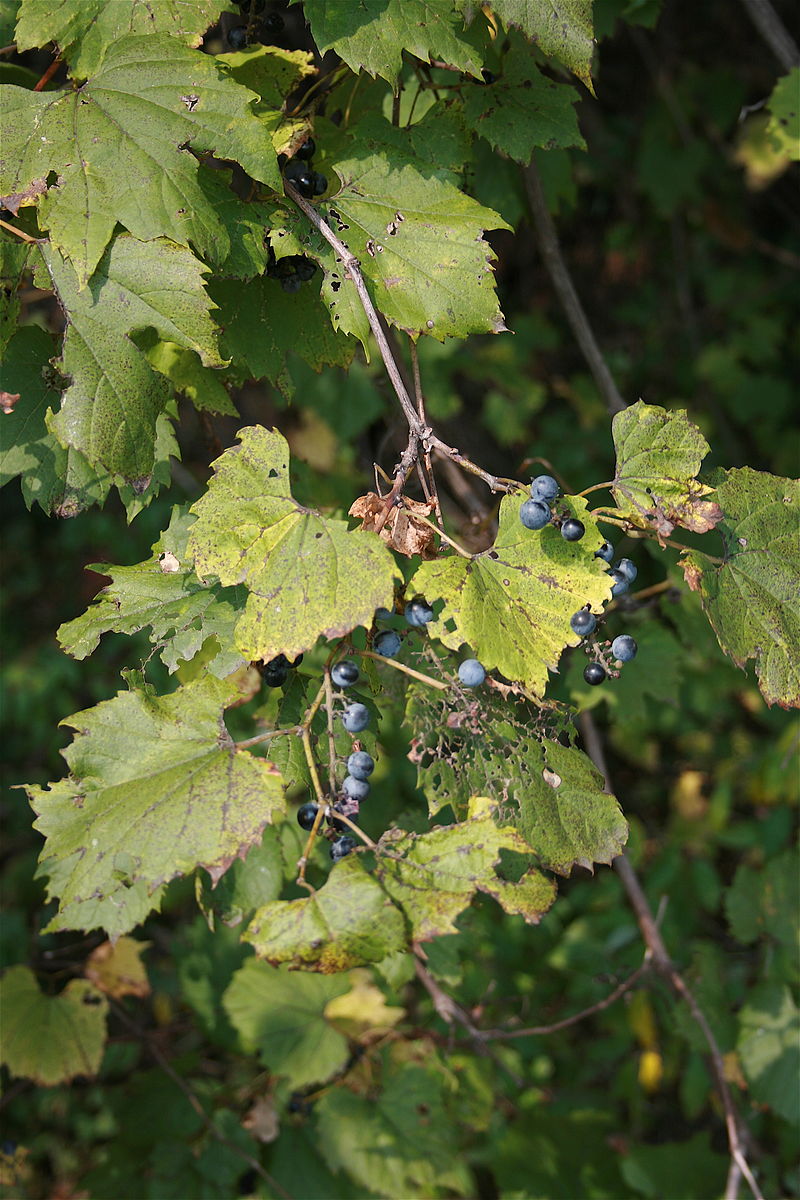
[578,711,764,1200]
[410,509,473,558]
[0,218,39,244]
[359,648,450,690]
[523,160,627,416]
[34,55,62,91]
[739,0,800,70]
[482,963,650,1039]
[110,1001,292,1200]
[323,668,338,798]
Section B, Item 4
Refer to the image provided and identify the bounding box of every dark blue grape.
[342,703,369,733]
[615,557,638,584]
[297,802,318,831]
[331,660,360,688]
[374,629,401,658]
[570,610,597,637]
[331,835,357,862]
[594,541,614,563]
[561,518,585,542]
[530,474,559,501]
[342,775,370,801]
[405,598,433,627]
[519,499,551,530]
[259,657,289,687]
[296,137,315,160]
[609,569,629,597]
[227,25,248,49]
[611,634,638,662]
[347,751,374,781]
[583,662,606,685]
[312,172,328,196]
[458,658,485,687]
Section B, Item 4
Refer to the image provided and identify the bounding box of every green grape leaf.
[218,44,316,156]
[461,31,584,161]
[0,325,114,515]
[377,796,556,938]
[0,34,279,282]
[302,0,482,85]
[145,341,237,416]
[58,508,246,677]
[210,274,355,397]
[0,237,30,355]
[14,0,221,78]
[411,493,612,694]
[186,426,397,663]
[611,401,722,538]
[36,849,168,941]
[38,236,222,480]
[620,1133,728,1200]
[737,984,800,1125]
[766,69,800,161]
[725,850,800,949]
[482,0,595,86]
[223,959,350,1088]
[196,167,277,280]
[26,675,285,938]
[245,856,408,972]
[196,828,285,929]
[0,966,108,1086]
[681,469,800,708]
[316,1059,471,1199]
[407,684,627,872]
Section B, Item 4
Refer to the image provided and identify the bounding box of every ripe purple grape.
[374,629,401,658]
[520,499,551,531]
[611,634,638,662]
[227,25,248,49]
[347,751,374,781]
[609,569,629,597]
[530,474,559,502]
[331,660,360,688]
[570,610,597,637]
[595,541,614,563]
[342,703,369,733]
[259,656,289,687]
[583,662,606,686]
[458,659,486,687]
[561,518,586,542]
[296,137,315,161]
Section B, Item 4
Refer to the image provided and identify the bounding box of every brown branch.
[34,55,62,91]
[578,711,764,1200]
[739,0,800,70]
[110,1001,293,1200]
[482,963,650,1039]
[523,160,627,416]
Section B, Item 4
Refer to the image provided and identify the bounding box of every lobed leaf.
[412,492,611,694]
[302,0,482,85]
[39,236,221,480]
[737,984,800,1125]
[27,675,285,938]
[480,0,595,86]
[0,965,108,1086]
[0,33,279,282]
[611,400,722,538]
[681,468,800,708]
[186,426,397,663]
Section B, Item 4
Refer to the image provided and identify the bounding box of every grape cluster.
[283,139,328,200]
[519,475,586,542]
[226,2,284,49]
[266,251,318,294]
[258,652,303,687]
[568,540,639,685]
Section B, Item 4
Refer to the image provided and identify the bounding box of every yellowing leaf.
[84,936,151,999]
[0,966,108,1085]
[324,972,406,1037]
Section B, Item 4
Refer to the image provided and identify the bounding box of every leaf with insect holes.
[0,33,279,282]
[611,401,722,538]
[681,468,800,708]
[26,675,285,939]
[38,236,223,481]
[245,856,408,973]
[186,426,397,664]
[461,31,585,161]
[302,0,482,84]
[58,507,247,678]
[411,493,611,695]
[376,796,556,939]
[406,684,627,873]
[14,0,223,78]
[476,0,595,87]
[223,959,350,1088]
[0,966,108,1086]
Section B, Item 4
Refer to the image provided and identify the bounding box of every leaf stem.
[410,509,473,558]
[0,218,39,244]
[577,481,615,498]
[235,726,297,749]
[359,649,450,690]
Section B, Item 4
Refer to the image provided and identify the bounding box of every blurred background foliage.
[1,0,798,1196]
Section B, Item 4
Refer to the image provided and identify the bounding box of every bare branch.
[739,0,800,70]
[523,160,627,416]
[578,712,764,1200]
[483,963,649,1040]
